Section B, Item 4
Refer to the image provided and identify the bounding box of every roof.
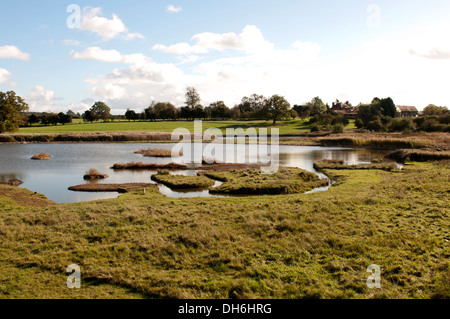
[396,106,418,113]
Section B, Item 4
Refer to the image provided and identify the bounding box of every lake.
[0,143,390,203]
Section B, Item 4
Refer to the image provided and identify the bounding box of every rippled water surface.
[0,143,389,203]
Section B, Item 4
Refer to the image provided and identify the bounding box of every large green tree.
[306,96,326,115]
[264,94,291,124]
[0,91,29,133]
[90,101,111,122]
[380,97,396,118]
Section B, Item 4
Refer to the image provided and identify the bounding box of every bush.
[389,118,416,132]
[366,118,384,131]
[310,125,322,132]
[332,124,345,133]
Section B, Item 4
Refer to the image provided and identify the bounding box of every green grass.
[151,173,216,189]
[19,119,348,135]
[205,168,329,195]
[0,162,449,299]
[313,160,399,172]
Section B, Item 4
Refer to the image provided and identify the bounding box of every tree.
[48,113,60,126]
[82,110,96,123]
[58,112,72,125]
[423,104,448,116]
[357,103,382,127]
[306,97,326,115]
[185,87,201,109]
[90,101,111,122]
[264,95,291,124]
[209,101,230,119]
[380,97,396,118]
[0,91,29,133]
[28,114,40,126]
[125,109,138,121]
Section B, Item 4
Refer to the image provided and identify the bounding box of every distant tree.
[58,112,72,125]
[155,102,177,120]
[306,97,326,115]
[293,104,312,118]
[422,104,448,116]
[380,97,397,118]
[125,109,138,121]
[28,114,40,126]
[82,110,96,123]
[209,101,230,120]
[48,113,60,126]
[66,110,78,119]
[357,103,382,127]
[238,94,266,118]
[185,87,201,109]
[90,101,111,122]
[0,91,29,133]
[264,95,291,124]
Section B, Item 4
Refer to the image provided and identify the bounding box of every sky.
[0,0,450,114]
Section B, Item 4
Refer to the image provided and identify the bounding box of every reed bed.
[83,168,109,180]
[112,162,188,170]
[134,148,183,158]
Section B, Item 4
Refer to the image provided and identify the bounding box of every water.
[0,143,389,203]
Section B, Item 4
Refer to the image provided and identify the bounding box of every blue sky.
[1,0,449,114]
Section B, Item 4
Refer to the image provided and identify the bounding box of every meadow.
[19,119,352,135]
[0,161,448,299]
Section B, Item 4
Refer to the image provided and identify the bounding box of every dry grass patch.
[31,153,52,160]
[151,172,215,189]
[84,169,109,180]
[134,148,183,158]
[111,162,188,170]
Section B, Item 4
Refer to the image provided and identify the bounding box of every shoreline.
[0,131,448,150]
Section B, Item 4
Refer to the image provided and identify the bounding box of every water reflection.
[0,143,390,203]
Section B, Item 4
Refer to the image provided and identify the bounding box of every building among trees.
[396,106,419,117]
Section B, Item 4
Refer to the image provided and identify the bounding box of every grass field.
[0,161,448,299]
[19,119,355,135]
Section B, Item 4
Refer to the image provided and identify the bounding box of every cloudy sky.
[0,0,449,114]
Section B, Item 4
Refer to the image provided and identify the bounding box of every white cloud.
[80,21,450,112]
[0,68,11,84]
[79,7,144,41]
[0,45,31,61]
[73,47,124,63]
[153,25,273,55]
[166,5,182,13]
[26,85,56,112]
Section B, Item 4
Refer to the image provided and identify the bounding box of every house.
[331,100,358,119]
[396,106,419,117]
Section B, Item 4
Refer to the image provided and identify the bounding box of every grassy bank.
[1,162,448,299]
[205,168,329,195]
[151,172,215,189]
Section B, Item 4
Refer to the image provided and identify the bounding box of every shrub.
[332,124,345,133]
[84,168,108,180]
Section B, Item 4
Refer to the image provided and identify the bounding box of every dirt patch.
[0,186,56,207]
[68,183,156,193]
[0,179,24,186]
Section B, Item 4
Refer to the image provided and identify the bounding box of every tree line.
[1,88,448,133]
